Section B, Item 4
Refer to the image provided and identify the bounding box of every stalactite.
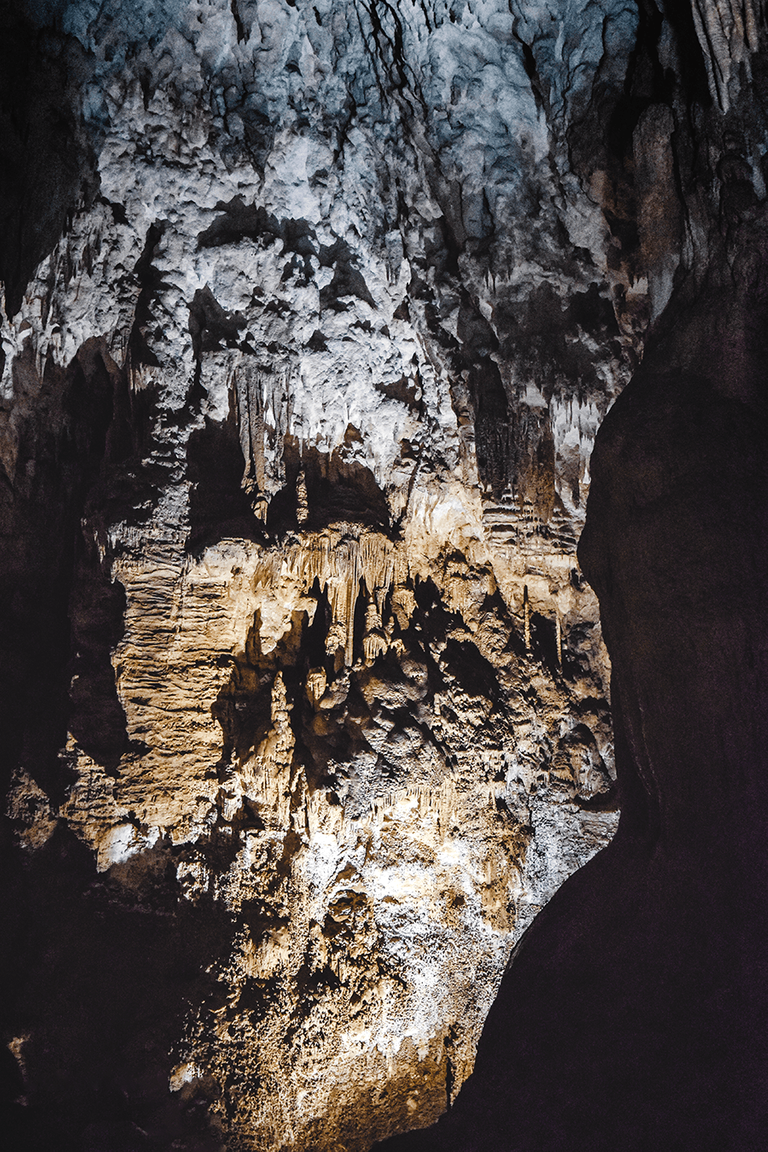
[691,0,761,110]
[555,612,562,671]
[523,585,531,654]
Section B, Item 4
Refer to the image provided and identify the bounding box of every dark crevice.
[0,339,120,803]
[230,0,246,43]
[68,538,128,776]
[127,222,166,374]
[0,11,97,317]
[186,408,265,554]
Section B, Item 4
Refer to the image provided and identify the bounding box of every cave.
[1,2,766,1150]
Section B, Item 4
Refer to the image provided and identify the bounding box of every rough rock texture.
[2,1,766,1150]
[374,2,768,1150]
[377,263,768,1152]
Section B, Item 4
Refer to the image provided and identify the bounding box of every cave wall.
[1,2,765,1150]
[375,1,768,1150]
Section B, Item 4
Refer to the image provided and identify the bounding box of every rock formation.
[375,2,768,1150]
[1,1,766,1150]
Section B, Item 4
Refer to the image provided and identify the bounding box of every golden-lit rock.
[0,1,660,1147]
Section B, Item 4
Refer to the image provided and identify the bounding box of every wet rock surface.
[2,1,768,1150]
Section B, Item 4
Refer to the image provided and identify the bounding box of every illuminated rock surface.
[1,2,766,1150]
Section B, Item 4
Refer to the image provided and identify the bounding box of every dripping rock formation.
[1,1,766,1150]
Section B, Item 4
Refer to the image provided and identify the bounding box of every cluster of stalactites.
[691,0,763,111]
[256,529,404,671]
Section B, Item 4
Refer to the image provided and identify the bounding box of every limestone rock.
[5,0,763,1149]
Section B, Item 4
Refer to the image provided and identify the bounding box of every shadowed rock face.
[375,281,768,1152]
[375,120,768,1152]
